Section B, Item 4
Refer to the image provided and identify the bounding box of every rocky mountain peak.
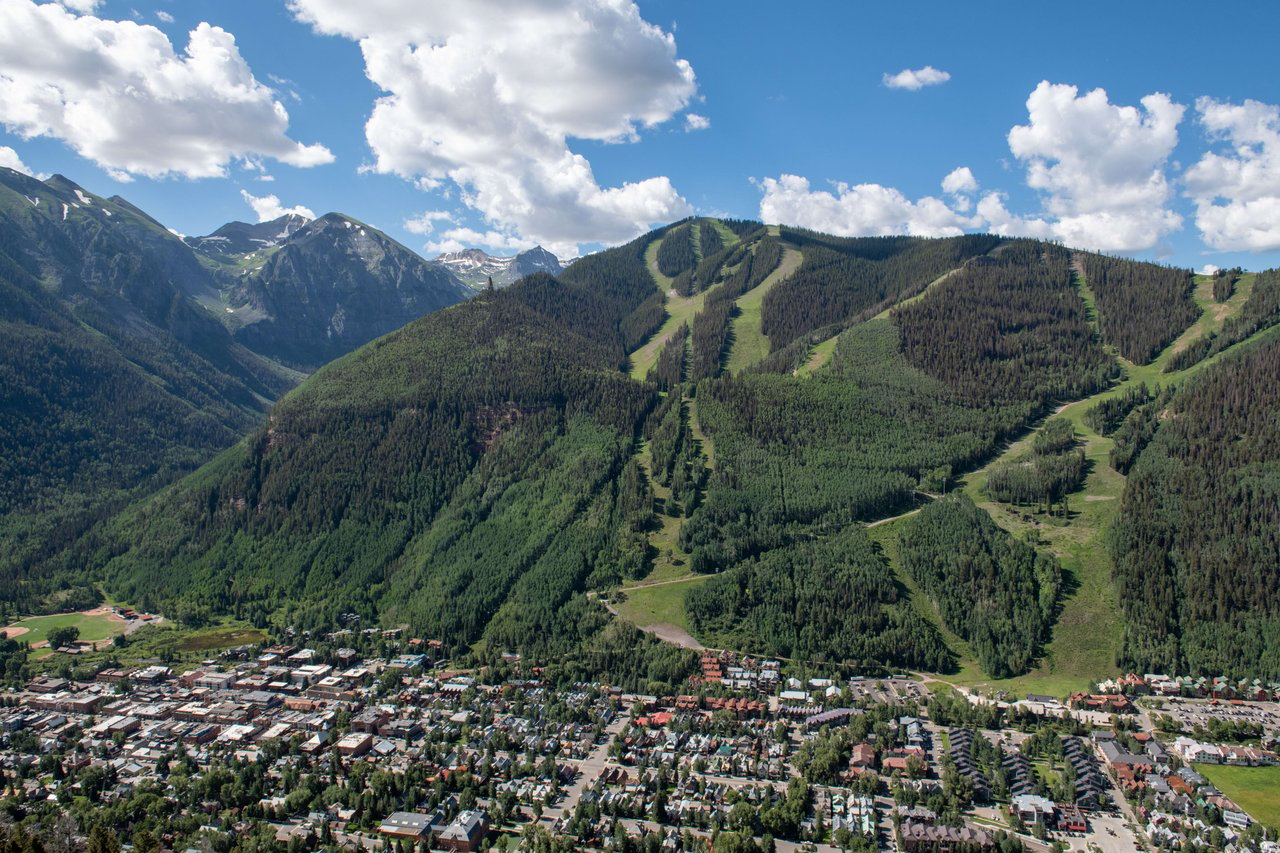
[432,244,563,289]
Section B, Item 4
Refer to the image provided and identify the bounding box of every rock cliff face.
[216,213,473,370]
[0,167,472,578]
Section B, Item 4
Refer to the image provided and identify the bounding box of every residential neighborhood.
[2,635,1278,853]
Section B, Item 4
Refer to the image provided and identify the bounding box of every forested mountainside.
[18,252,695,682]
[10,209,1280,684]
[897,494,1061,679]
[0,168,297,597]
[681,241,1114,671]
[0,168,470,607]
[1110,327,1280,680]
[1076,253,1198,364]
[760,229,1001,352]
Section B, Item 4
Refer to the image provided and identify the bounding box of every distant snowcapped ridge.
[433,245,562,289]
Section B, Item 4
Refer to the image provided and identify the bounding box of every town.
[2,626,1278,853]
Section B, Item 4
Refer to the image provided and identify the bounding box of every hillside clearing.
[725,243,803,374]
[794,333,839,376]
[612,575,710,637]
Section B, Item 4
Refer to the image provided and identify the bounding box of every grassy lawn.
[637,512,693,585]
[1194,764,1280,830]
[5,611,125,646]
[643,236,675,291]
[1032,758,1063,789]
[725,244,803,374]
[707,219,740,248]
[25,618,266,674]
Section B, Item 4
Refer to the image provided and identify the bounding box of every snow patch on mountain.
[432,246,562,289]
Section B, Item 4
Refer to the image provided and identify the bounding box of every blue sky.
[2,0,1279,270]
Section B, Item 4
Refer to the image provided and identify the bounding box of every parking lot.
[1148,696,1280,736]
[845,676,928,704]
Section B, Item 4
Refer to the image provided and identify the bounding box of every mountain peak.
[186,213,312,258]
[433,244,562,289]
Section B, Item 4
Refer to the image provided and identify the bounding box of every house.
[436,810,488,853]
[193,671,236,691]
[882,754,913,774]
[352,708,391,734]
[1173,736,1222,764]
[1115,673,1150,695]
[848,743,877,771]
[1099,740,1153,770]
[1068,693,1135,714]
[27,678,70,694]
[805,708,861,729]
[97,669,135,685]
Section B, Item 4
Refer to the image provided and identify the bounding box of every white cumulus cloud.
[403,210,453,236]
[240,190,314,222]
[426,227,533,256]
[0,0,333,179]
[685,113,710,131]
[1184,97,1280,252]
[155,10,173,23]
[0,144,31,173]
[758,173,979,238]
[883,66,951,91]
[975,192,1054,240]
[941,166,978,195]
[286,0,696,256]
[996,81,1185,252]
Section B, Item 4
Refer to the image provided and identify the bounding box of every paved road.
[1095,742,1150,852]
[543,715,630,821]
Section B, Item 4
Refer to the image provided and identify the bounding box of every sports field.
[2,608,127,647]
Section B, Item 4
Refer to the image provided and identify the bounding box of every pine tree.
[85,827,117,853]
